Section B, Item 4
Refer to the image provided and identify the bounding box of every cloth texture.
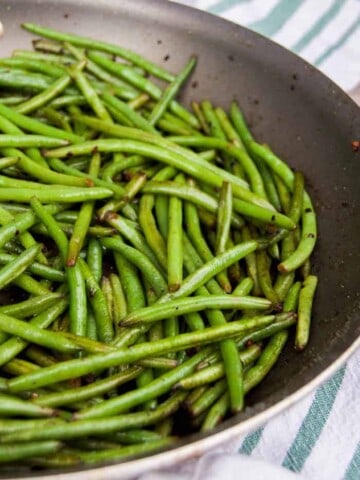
[145,1,360,479]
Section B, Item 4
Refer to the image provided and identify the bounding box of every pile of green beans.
[0,23,318,470]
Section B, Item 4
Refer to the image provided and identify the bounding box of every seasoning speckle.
[351,140,359,152]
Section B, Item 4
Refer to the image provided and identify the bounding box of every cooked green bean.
[0,244,41,290]
[148,56,196,126]
[0,134,68,147]
[0,441,61,463]
[295,275,318,351]
[215,182,233,255]
[120,296,271,326]
[0,292,63,319]
[34,367,142,408]
[67,152,101,266]
[15,74,72,114]
[0,313,80,354]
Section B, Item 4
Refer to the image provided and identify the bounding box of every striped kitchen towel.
[142,1,360,479]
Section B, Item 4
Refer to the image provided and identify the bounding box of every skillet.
[0,0,360,478]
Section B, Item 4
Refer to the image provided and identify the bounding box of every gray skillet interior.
[0,0,360,475]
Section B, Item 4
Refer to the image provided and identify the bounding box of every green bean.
[148,56,196,126]
[256,249,280,306]
[0,134,68,147]
[0,204,30,237]
[2,358,40,377]
[78,259,114,343]
[68,62,112,122]
[283,281,302,312]
[79,438,175,464]
[0,441,61,463]
[0,418,64,435]
[160,240,258,303]
[176,344,262,389]
[229,101,254,150]
[23,23,174,82]
[12,273,52,296]
[215,182,233,255]
[0,244,40,290]
[120,296,271,327]
[0,313,79,354]
[215,106,245,148]
[86,238,103,283]
[0,156,19,169]
[256,160,282,211]
[0,393,55,418]
[67,152,101,266]
[0,185,112,203]
[190,379,227,417]
[273,173,291,214]
[138,193,168,270]
[201,391,228,430]
[0,69,52,92]
[295,275,318,351]
[232,277,254,296]
[15,74,72,114]
[0,293,63,319]
[25,345,58,368]
[34,367,142,408]
[0,55,66,75]
[167,175,184,292]
[0,102,81,143]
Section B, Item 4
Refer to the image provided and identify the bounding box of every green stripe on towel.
[282,366,346,472]
[239,427,264,455]
[249,0,305,37]
[293,0,346,53]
